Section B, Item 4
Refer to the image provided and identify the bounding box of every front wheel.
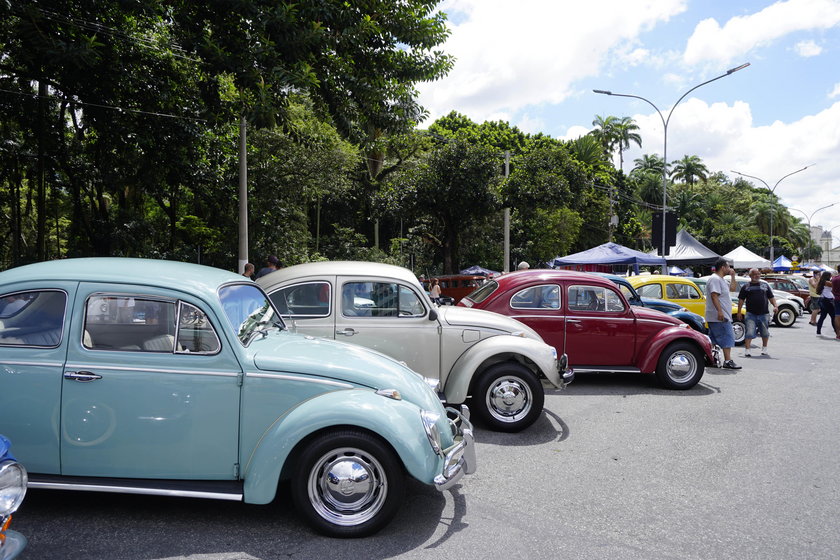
[291,430,404,538]
[731,319,746,346]
[655,341,704,390]
[473,362,544,432]
[774,306,796,327]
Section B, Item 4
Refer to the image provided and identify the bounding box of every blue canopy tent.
[551,242,666,274]
[667,265,686,276]
[772,255,792,272]
[459,265,499,277]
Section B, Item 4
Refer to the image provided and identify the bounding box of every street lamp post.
[788,203,837,262]
[594,62,750,257]
[730,165,813,263]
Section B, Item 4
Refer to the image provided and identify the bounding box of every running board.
[573,366,643,374]
[28,474,243,501]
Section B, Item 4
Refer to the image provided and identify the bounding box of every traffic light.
[651,211,677,255]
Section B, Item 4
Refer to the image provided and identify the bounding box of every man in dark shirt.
[736,268,777,357]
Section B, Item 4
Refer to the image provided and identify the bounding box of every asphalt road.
[13,319,840,560]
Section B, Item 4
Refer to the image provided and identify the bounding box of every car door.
[333,278,441,378]
[267,278,336,340]
[60,284,241,479]
[504,283,565,353]
[0,283,75,474]
[664,281,706,315]
[564,283,635,367]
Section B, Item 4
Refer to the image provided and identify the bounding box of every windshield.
[464,280,498,304]
[218,283,284,345]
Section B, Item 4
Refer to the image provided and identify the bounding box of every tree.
[612,116,642,172]
[670,155,709,185]
[632,154,666,176]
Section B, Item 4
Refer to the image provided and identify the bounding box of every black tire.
[472,362,544,432]
[774,305,796,328]
[655,341,704,390]
[291,429,404,538]
[732,319,746,346]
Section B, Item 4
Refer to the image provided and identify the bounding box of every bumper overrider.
[434,405,477,491]
[558,353,575,387]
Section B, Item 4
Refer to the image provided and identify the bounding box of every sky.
[416,0,840,250]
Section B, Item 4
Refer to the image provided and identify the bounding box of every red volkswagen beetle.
[459,270,718,389]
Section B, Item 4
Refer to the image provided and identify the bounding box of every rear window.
[0,290,67,347]
[464,280,498,304]
[510,285,560,309]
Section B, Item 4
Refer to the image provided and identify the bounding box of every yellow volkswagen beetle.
[627,275,745,345]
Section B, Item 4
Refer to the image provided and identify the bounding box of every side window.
[177,302,221,354]
[84,295,177,352]
[637,284,663,299]
[341,282,424,318]
[269,282,331,317]
[686,284,702,299]
[568,285,624,312]
[0,290,67,347]
[510,285,560,309]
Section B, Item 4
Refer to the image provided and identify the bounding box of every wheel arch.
[637,329,713,373]
[240,389,438,505]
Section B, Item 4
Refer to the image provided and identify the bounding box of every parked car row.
[0,258,802,542]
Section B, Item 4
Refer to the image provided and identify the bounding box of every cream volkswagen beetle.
[0,258,475,537]
[258,262,574,432]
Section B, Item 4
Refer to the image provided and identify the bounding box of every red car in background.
[459,270,718,389]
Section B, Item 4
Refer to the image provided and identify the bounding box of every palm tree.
[631,154,666,176]
[634,171,666,207]
[670,155,709,185]
[613,116,642,173]
[590,114,619,160]
[567,135,607,167]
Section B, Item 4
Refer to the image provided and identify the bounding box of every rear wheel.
[291,430,404,537]
[774,305,796,327]
[655,341,704,389]
[473,362,544,432]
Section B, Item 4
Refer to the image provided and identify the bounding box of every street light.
[594,62,750,257]
[788,203,837,262]
[730,165,813,263]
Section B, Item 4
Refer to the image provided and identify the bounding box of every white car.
[694,276,802,328]
[258,261,574,432]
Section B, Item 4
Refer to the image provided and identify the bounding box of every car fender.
[637,327,714,373]
[241,389,438,504]
[443,335,560,404]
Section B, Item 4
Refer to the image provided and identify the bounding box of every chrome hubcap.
[486,377,532,422]
[308,447,387,526]
[666,351,697,382]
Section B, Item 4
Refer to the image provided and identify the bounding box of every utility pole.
[238,116,248,273]
[503,151,510,273]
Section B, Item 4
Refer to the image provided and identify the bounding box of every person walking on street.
[815,271,838,338]
[705,258,741,369]
[808,272,821,325]
[737,268,777,357]
[429,278,442,304]
[832,270,840,336]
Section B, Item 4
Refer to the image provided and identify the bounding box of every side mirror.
[428,308,438,321]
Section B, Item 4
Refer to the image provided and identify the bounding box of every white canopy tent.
[722,246,771,270]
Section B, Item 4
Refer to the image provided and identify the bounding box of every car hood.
[632,306,683,325]
[249,330,441,411]
[436,305,543,341]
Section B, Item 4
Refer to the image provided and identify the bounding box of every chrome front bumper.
[0,529,27,560]
[434,405,477,491]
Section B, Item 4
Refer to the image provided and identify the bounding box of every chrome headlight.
[0,460,27,516]
[420,410,443,456]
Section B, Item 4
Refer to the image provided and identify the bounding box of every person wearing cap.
[256,256,281,279]
[517,261,530,270]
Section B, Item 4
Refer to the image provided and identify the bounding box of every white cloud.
[417,0,688,123]
[622,99,840,230]
[830,83,840,98]
[683,0,840,67]
[794,39,823,56]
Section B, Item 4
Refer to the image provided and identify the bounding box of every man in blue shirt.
[736,268,777,357]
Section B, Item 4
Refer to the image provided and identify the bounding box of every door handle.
[64,371,103,382]
[566,319,581,324]
[336,328,357,336]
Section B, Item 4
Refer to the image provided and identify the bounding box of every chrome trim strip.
[247,372,354,388]
[0,360,64,368]
[64,363,238,377]
[27,481,242,501]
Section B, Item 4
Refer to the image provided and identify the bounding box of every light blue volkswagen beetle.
[0,258,475,537]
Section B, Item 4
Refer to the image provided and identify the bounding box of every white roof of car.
[256,261,422,289]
